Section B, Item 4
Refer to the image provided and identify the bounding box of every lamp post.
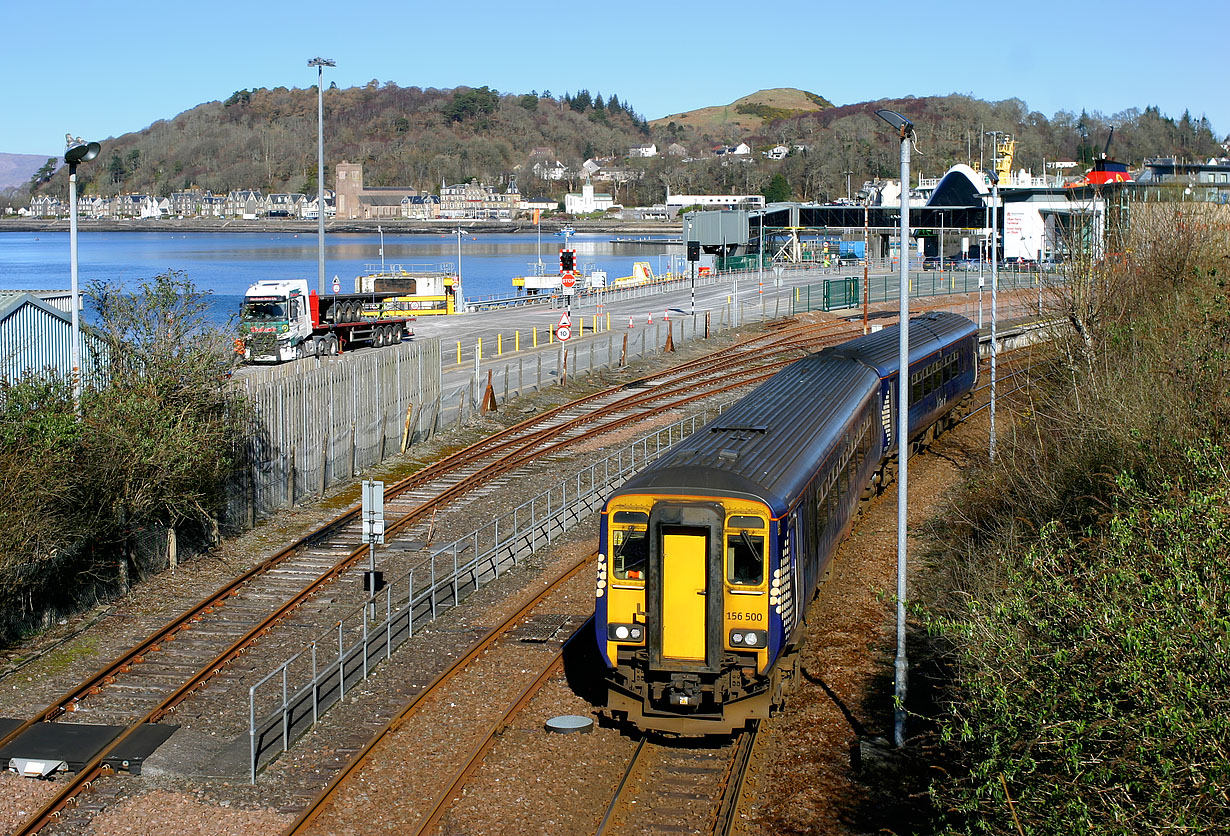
[65,137,100,414]
[308,57,335,295]
[455,226,466,312]
[989,169,1000,461]
[863,198,870,334]
[875,108,914,749]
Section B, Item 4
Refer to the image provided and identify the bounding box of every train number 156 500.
[726,611,764,622]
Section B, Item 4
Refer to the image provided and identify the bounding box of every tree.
[28,158,57,191]
[109,152,125,185]
[762,172,791,203]
[84,271,250,535]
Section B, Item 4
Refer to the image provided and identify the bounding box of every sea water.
[0,230,682,327]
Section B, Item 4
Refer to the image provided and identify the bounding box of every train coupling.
[667,673,703,708]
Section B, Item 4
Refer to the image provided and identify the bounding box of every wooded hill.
[21,84,1225,209]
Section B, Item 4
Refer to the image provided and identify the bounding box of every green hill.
[651,88,833,140]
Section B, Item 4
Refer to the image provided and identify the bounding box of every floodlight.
[64,141,100,167]
[875,109,914,136]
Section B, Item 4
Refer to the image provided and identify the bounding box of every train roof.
[832,311,977,377]
[611,352,879,516]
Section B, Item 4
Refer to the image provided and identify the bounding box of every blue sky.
[4,0,1225,158]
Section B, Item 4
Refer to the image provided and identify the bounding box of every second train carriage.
[595,312,979,734]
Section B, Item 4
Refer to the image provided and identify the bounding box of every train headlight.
[729,629,767,648]
[607,623,644,643]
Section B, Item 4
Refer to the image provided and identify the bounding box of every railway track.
[283,556,594,835]
[595,725,760,836]
[4,317,861,835]
[5,311,1046,834]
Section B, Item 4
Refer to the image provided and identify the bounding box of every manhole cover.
[546,715,594,734]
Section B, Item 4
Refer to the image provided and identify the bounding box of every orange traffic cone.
[647,312,653,325]
[628,315,634,328]
[664,309,670,322]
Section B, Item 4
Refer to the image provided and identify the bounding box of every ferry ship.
[355,263,461,315]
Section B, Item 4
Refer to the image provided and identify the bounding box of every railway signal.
[362,480,386,604]
[559,248,575,273]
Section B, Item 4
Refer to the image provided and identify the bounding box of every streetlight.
[989,168,1000,462]
[308,57,335,295]
[454,226,466,312]
[65,136,100,414]
[875,107,913,749]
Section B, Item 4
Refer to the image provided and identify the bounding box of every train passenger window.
[726,530,764,586]
[611,511,649,580]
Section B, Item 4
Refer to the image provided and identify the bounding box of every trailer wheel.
[325,333,339,355]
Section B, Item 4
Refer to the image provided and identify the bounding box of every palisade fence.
[224,339,443,529]
[246,404,730,779]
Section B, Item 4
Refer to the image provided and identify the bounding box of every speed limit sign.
[556,311,572,341]
[332,276,341,294]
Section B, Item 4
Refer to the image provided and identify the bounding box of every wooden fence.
[224,339,442,528]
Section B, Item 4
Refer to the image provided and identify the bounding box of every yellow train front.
[597,494,787,734]
[595,312,980,735]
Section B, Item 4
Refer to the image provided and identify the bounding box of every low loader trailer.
[238,279,415,364]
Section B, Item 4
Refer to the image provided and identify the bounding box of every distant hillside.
[651,88,833,140]
[28,84,652,203]
[18,83,1223,212]
[0,153,56,191]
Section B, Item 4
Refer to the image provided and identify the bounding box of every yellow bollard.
[606,312,610,331]
[497,333,502,355]
[580,318,584,337]
[549,326,553,344]
[533,327,538,348]
[477,337,483,360]
[456,341,461,364]
[515,331,520,352]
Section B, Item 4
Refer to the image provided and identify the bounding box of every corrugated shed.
[0,290,74,315]
[0,293,107,385]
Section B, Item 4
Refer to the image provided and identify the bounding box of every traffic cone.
[664,309,670,322]
[628,315,634,328]
[647,312,653,325]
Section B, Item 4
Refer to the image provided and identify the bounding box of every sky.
[3,0,1226,158]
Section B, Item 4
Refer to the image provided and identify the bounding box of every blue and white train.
[594,312,979,733]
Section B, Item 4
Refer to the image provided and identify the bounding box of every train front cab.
[597,494,782,734]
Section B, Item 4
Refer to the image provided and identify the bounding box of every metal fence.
[246,404,728,780]
[791,266,1055,314]
[225,339,443,529]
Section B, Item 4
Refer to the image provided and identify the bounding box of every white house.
[628,143,658,158]
[564,180,615,215]
[765,145,789,160]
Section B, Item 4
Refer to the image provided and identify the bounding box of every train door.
[660,526,708,660]
[648,502,723,672]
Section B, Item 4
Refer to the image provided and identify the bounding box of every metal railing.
[247,403,729,780]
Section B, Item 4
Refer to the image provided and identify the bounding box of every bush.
[0,272,250,641]
[920,201,1230,834]
[930,451,1230,834]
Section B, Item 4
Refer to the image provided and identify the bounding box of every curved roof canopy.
[926,164,989,207]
